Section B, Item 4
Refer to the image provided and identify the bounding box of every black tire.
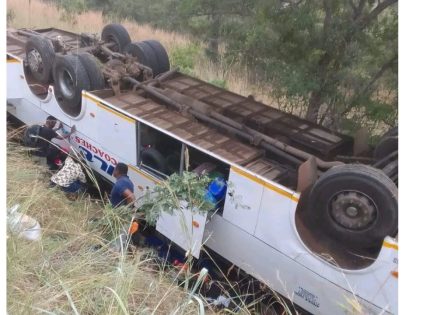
[77,53,105,90]
[307,164,398,249]
[25,35,55,84]
[384,126,398,137]
[101,24,131,53]
[144,40,170,75]
[374,136,398,160]
[382,159,398,185]
[53,55,91,117]
[125,41,159,76]
[23,125,41,147]
[140,147,168,174]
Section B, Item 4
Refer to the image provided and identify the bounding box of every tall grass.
[6,142,205,314]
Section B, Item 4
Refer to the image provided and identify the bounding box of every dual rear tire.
[125,40,170,76]
[25,24,170,117]
[53,53,105,117]
[100,23,170,76]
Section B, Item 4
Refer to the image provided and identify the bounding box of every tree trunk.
[207,14,221,62]
[306,91,322,123]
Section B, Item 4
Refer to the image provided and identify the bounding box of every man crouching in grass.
[50,149,87,200]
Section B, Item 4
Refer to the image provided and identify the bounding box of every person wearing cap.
[50,149,87,195]
[110,163,135,208]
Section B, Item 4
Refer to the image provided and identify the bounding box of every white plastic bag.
[7,204,42,241]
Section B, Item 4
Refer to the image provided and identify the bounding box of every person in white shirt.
[50,149,87,194]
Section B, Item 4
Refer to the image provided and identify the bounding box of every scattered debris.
[7,204,41,241]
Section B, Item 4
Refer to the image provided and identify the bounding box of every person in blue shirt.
[110,163,135,208]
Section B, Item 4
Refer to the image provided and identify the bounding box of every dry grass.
[6,0,189,51]
[6,142,208,314]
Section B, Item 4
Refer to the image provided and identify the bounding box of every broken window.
[137,123,182,177]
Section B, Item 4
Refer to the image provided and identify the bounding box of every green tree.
[225,0,398,131]
[50,0,398,134]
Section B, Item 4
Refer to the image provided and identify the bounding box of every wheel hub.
[345,206,358,217]
[28,49,43,73]
[59,69,75,99]
[330,191,377,230]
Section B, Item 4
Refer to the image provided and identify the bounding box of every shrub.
[170,43,201,75]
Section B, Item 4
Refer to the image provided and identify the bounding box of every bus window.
[186,146,230,214]
[137,123,182,177]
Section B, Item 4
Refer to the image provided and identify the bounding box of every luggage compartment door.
[156,208,208,259]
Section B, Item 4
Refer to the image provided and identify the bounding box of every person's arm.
[55,125,76,140]
[123,189,136,205]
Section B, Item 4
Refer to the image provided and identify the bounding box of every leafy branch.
[137,172,219,226]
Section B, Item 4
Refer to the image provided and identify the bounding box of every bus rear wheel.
[374,127,398,160]
[144,40,170,75]
[25,35,55,84]
[306,164,398,249]
[101,24,131,53]
[53,54,90,117]
[77,52,105,91]
[125,41,159,76]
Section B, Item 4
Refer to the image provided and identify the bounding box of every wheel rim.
[329,191,377,230]
[59,69,75,99]
[107,35,120,52]
[28,49,43,74]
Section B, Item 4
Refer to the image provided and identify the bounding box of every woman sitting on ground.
[50,148,87,196]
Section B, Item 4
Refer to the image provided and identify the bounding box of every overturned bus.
[6,24,398,315]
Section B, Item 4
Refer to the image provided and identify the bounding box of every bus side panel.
[204,215,389,315]
[254,187,300,257]
[293,239,398,314]
[7,98,48,126]
[222,167,264,234]
[156,210,207,259]
[127,166,158,207]
[7,58,24,100]
[96,103,137,166]
[65,95,99,141]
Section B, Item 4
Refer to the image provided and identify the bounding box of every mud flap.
[353,127,370,156]
[297,156,318,193]
[156,206,208,258]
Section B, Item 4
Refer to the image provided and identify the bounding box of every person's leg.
[46,144,60,170]
[63,180,82,193]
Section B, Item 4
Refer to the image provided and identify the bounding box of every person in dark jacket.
[110,163,135,207]
[34,116,62,157]
[35,116,74,169]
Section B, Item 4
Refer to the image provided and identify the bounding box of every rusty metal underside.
[161,73,353,159]
[7,28,82,58]
[98,90,296,186]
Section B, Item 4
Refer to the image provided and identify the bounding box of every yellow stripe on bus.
[128,165,160,184]
[7,58,21,63]
[82,93,135,123]
[231,166,299,202]
[383,241,398,250]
